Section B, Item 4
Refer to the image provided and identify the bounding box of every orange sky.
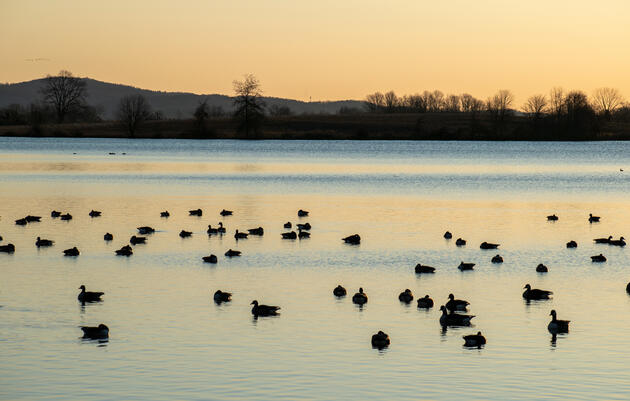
[2,0,629,103]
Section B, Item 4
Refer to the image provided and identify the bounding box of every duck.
[251,300,280,316]
[298,209,309,217]
[202,254,218,264]
[296,222,311,231]
[80,324,109,339]
[115,245,132,256]
[443,231,453,239]
[446,294,469,312]
[298,229,310,239]
[609,237,626,247]
[414,263,436,273]
[417,295,434,308]
[458,261,475,271]
[89,210,101,217]
[248,227,264,236]
[522,284,553,300]
[480,242,500,249]
[60,213,73,221]
[547,310,570,333]
[217,222,226,233]
[463,332,486,347]
[189,208,202,216]
[594,235,612,244]
[15,218,27,226]
[439,305,475,326]
[160,211,170,217]
[0,243,15,253]
[220,209,233,216]
[626,282,630,294]
[234,230,248,240]
[455,238,466,246]
[536,263,548,272]
[35,237,54,247]
[78,285,104,302]
[343,234,361,245]
[591,254,606,262]
[398,289,414,303]
[547,214,558,221]
[63,247,79,256]
[281,231,297,239]
[491,254,503,263]
[214,290,231,303]
[225,249,241,257]
[129,235,146,245]
[51,210,61,218]
[371,331,390,349]
[566,240,577,248]
[104,233,113,241]
[352,288,368,305]
[179,230,192,238]
[333,285,347,297]
[137,226,155,234]
[25,215,41,222]
[589,213,600,223]
[207,225,219,235]
[284,222,292,229]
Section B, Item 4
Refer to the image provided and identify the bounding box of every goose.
[25,215,41,222]
[137,226,155,234]
[463,332,486,347]
[296,222,311,231]
[626,282,630,294]
[281,231,297,239]
[179,230,192,238]
[522,284,553,300]
[547,214,558,221]
[609,237,626,247]
[248,227,264,236]
[589,213,600,223]
[594,235,612,244]
[398,289,414,303]
[491,254,503,263]
[333,285,347,297]
[89,210,101,217]
[439,305,475,326]
[251,300,280,316]
[234,230,248,240]
[104,233,113,241]
[443,231,453,239]
[298,209,309,217]
[225,249,241,257]
[78,285,104,302]
[591,254,606,262]
[547,310,570,333]
[343,234,361,245]
[129,235,146,245]
[446,294,469,311]
[371,331,390,349]
[417,295,434,308]
[60,213,72,221]
[284,222,292,228]
[160,211,170,217]
[455,238,466,246]
[15,218,27,226]
[63,247,79,256]
[0,234,2,241]
[189,208,202,216]
[415,263,436,273]
[214,290,231,303]
[207,225,219,235]
[80,324,109,339]
[352,288,368,305]
[0,244,15,253]
[458,261,475,271]
[566,240,577,248]
[202,254,218,264]
[217,222,226,233]
[51,210,61,218]
[298,229,310,239]
[536,263,548,272]
[220,209,233,216]
[115,245,132,256]
[35,237,54,247]
[480,242,499,250]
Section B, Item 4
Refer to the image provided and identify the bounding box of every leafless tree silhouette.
[522,94,548,119]
[117,94,151,136]
[233,74,265,137]
[40,70,86,123]
[592,87,624,119]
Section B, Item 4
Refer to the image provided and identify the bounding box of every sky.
[1,0,629,104]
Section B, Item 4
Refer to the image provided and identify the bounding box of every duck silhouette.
[80,324,109,339]
[371,331,390,349]
[463,331,486,347]
[522,284,552,300]
[35,237,54,247]
[214,290,231,303]
[78,285,104,302]
[417,295,434,308]
[352,288,368,305]
[333,285,347,297]
[203,254,218,264]
[548,310,570,333]
[415,263,436,273]
[251,300,280,316]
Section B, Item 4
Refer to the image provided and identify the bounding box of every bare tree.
[549,87,565,118]
[193,99,210,133]
[365,92,385,112]
[522,94,548,119]
[488,89,514,121]
[117,94,151,136]
[233,74,265,136]
[592,87,624,119]
[40,70,87,123]
[384,91,398,112]
[444,95,461,112]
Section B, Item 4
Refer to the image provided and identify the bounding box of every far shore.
[1,113,630,141]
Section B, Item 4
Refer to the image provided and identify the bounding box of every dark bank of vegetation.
[1,71,630,141]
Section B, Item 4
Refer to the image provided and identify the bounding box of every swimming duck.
[398,289,414,303]
[298,209,309,217]
[214,290,231,303]
[115,245,132,256]
[51,210,61,218]
[343,234,361,245]
[333,285,347,297]
[591,254,606,262]
[129,235,146,245]
[234,230,248,240]
[15,218,27,226]
[35,237,54,247]
[0,243,15,253]
[609,237,626,247]
[80,324,109,339]
[458,261,475,271]
[220,209,233,216]
[594,235,612,244]
[160,211,170,217]
[414,263,436,273]
[104,233,113,241]
[439,305,475,326]
[480,242,499,249]
[179,230,192,238]
[137,226,155,234]
[63,247,79,256]
[491,254,503,263]
[296,222,311,231]
[298,229,310,239]
[547,310,570,333]
[352,288,368,305]
[589,213,600,223]
[536,263,548,272]
[522,284,553,300]
[463,331,486,347]
[281,231,297,239]
[78,285,104,302]
[547,214,558,221]
[446,293,469,311]
[217,222,226,233]
[25,215,41,222]
[207,225,219,235]
[455,238,466,246]
[443,231,453,239]
[89,210,101,217]
[417,295,434,308]
[189,208,202,216]
[566,240,577,248]
[248,227,264,236]
[284,222,292,228]
[202,254,218,264]
[225,249,241,257]
[251,300,280,316]
[60,213,73,221]
[371,331,390,349]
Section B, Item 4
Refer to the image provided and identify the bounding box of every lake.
[1,138,630,400]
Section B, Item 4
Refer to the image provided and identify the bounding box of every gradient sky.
[2,0,629,103]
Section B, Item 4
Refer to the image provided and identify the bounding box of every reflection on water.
[1,138,630,400]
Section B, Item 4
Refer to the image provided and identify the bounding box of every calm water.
[1,138,630,400]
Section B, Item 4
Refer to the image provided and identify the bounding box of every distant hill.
[0,78,364,119]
